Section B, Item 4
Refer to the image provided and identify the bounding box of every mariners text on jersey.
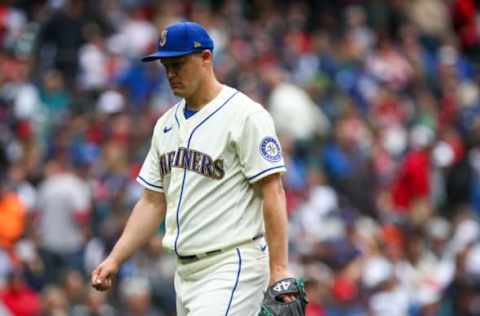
[159,147,225,179]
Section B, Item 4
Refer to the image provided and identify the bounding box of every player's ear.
[200,49,213,64]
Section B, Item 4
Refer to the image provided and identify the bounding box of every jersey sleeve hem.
[247,165,287,183]
[136,176,164,192]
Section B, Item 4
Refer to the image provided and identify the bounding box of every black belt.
[177,234,264,263]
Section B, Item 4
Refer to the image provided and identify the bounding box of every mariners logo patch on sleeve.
[260,137,281,162]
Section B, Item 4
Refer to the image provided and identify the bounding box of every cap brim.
[141,50,196,62]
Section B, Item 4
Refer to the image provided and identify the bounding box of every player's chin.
[171,87,186,97]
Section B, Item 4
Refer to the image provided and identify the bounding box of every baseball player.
[91,21,295,315]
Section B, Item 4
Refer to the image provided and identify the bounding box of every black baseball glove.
[258,278,308,316]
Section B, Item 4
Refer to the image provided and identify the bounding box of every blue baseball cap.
[142,21,214,62]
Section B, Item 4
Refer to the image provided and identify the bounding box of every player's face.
[160,52,208,98]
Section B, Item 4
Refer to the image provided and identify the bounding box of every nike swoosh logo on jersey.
[260,244,267,252]
[163,126,172,133]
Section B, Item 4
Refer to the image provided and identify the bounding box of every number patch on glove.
[273,280,292,293]
[258,278,308,316]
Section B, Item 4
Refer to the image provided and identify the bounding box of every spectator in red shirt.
[452,0,480,60]
[1,269,41,316]
[391,125,434,224]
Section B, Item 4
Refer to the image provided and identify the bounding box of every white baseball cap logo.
[159,30,168,47]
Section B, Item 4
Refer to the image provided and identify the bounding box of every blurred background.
[0,0,480,315]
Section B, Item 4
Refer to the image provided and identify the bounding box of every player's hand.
[270,268,296,303]
[91,257,119,291]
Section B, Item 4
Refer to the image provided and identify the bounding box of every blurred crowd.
[1,0,480,315]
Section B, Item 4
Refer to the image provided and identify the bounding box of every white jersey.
[137,85,286,256]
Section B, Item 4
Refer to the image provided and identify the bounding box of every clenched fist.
[91,257,119,291]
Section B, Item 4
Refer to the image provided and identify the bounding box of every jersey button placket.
[177,119,190,145]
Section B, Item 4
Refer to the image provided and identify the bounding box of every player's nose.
[166,68,176,79]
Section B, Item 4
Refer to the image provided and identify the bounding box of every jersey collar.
[175,85,235,127]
